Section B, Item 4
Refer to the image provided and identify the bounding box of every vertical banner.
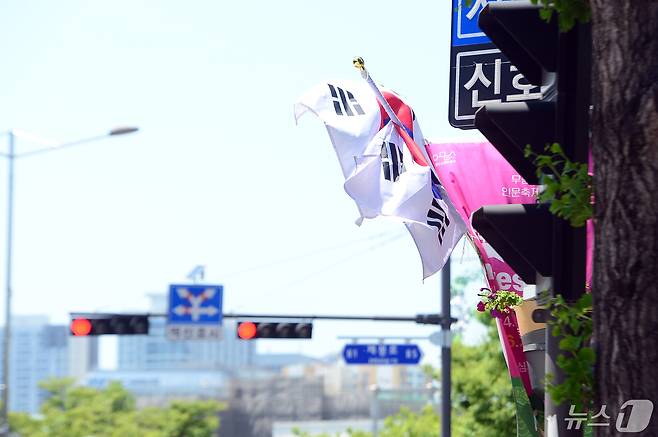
[427,142,539,436]
[427,142,535,391]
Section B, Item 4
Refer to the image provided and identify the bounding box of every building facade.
[117,294,255,373]
[0,316,98,414]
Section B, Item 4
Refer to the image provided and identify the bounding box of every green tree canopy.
[9,378,224,437]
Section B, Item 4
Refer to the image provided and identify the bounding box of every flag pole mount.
[353,56,368,79]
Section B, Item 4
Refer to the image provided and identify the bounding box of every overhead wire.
[274,231,406,292]
[222,231,397,278]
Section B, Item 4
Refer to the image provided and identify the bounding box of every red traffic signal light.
[236,321,313,340]
[69,314,150,336]
[237,321,257,340]
[70,318,93,336]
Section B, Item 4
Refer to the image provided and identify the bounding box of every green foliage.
[380,406,439,437]
[302,312,516,437]
[529,0,590,32]
[466,0,590,32]
[9,378,224,437]
[525,143,592,227]
[450,312,517,436]
[546,293,594,411]
[477,288,524,317]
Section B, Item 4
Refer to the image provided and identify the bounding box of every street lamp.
[0,126,138,434]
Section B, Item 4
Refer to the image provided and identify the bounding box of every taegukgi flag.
[294,80,466,279]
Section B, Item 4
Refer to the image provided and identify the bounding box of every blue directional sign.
[452,0,492,47]
[166,284,223,340]
[342,344,422,365]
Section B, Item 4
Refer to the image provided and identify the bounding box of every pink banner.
[427,142,536,394]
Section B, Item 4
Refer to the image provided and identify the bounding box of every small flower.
[476,301,486,312]
[490,309,504,319]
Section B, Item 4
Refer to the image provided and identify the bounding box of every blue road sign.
[452,0,493,47]
[167,284,223,325]
[342,344,422,365]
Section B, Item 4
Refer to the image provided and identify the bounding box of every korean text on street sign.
[166,284,223,341]
[342,344,423,365]
[448,0,542,129]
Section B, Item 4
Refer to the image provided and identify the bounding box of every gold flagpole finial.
[353,56,365,71]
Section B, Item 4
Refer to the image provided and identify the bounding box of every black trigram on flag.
[328,84,365,116]
[427,198,450,245]
[380,141,405,182]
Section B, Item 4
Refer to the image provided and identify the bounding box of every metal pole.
[1,132,15,435]
[370,385,379,437]
[72,312,443,324]
[545,21,590,437]
[441,257,451,437]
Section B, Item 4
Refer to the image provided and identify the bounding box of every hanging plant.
[476,288,524,318]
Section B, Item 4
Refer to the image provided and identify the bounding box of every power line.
[275,232,405,291]
[222,231,396,278]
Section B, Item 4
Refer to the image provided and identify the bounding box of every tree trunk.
[590,1,658,435]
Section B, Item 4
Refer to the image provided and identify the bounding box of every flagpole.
[353,57,453,437]
[352,57,431,168]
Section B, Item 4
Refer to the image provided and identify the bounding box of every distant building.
[117,294,255,372]
[0,316,98,414]
[273,419,383,437]
[83,293,256,406]
[82,369,229,408]
[282,355,429,395]
[220,375,326,437]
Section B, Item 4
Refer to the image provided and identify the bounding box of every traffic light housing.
[472,0,589,289]
[70,314,150,336]
[472,204,553,284]
[236,321,313,340]
[473,2,590,430]
[474,2,558,186]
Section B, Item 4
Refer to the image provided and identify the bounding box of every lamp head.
[109,126,139,136]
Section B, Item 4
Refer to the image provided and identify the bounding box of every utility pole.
[441,258,452,437]
[0,132,15,436]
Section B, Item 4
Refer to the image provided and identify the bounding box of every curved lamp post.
[0,126,139,435]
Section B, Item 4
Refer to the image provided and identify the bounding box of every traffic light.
[472,0,589,290]
[472,2,590,430]
[69,314,150,336]
[472,204,553,285]
[236,321,313,340]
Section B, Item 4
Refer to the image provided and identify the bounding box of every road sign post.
[342,344,422,365]
[166,284,223,340]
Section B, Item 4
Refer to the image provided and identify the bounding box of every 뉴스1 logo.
[432,151,457,166]
[566,400,654,432]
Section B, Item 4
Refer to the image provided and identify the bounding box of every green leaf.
[559,335,581,352]
[577,347,596,365]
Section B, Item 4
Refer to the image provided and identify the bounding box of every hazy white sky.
[0,0,487,367]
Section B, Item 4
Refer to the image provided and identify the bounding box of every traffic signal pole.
[441,258,452,437]
[546,22,591,437]
[70,312,456,328]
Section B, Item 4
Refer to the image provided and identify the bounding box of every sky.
[0,0,488,368]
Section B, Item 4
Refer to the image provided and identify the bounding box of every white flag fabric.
[294,80,466,279]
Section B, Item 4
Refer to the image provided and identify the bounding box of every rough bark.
[590,1,658,435]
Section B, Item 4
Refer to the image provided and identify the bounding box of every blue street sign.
[167,284,223,325]
[452,0,495,47]
[342,344,423,365]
